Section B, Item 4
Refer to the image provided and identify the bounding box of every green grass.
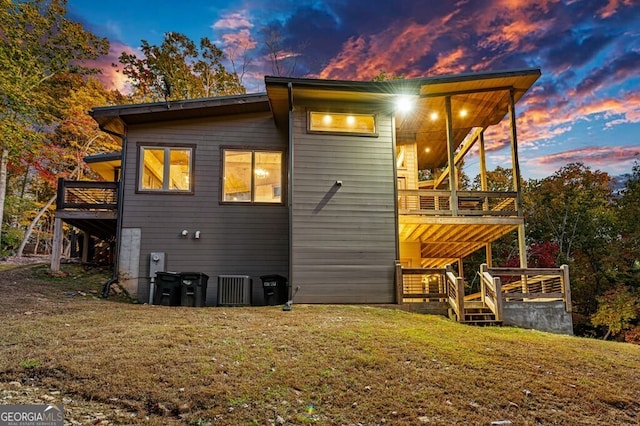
[0,264,639,425]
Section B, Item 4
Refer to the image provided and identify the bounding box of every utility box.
[260,274,288,305]
[218,275,252,306]
[180,272,209,307]
[154,271,181,306]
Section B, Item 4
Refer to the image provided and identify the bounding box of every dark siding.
[121,112,289,304]
[291,104,397,303]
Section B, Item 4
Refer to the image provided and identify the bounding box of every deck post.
[394,261,404,304]
[51,217,63,273]
[444,96,458,215]
[561,264,572,312]
[81,232,90,263]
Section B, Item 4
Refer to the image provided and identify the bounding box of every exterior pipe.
[99,125,128,298]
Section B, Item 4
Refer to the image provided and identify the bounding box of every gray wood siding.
[121,112,289,305]
[291,105,397,303]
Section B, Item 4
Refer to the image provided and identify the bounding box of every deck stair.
[462,301,501,326]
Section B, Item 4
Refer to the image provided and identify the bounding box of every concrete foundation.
[118,228,141,298]
[503,300,573,335]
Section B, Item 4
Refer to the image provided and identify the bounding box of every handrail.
[398,189,517,217]
[482,264,571,313]
[479,264,503,321]
[445,265,465,321]
[57,178,118,210]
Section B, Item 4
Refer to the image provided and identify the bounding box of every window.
[139,146,193,192]
[222,150,282,203]
[308,111,377,135]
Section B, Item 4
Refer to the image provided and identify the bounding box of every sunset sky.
[66,0,640,180]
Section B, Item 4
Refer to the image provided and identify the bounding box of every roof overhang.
[84,152,122,181]
[90,93,272,135]
[265,68,541,169]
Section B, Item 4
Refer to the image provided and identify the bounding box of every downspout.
[287,82,294,300]
[100,124,128,298]
[390,113,401,303]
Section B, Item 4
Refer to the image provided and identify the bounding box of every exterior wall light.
[395,96,414,113]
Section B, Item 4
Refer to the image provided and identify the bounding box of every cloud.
[598,0,635,18]
[83,41,138,93]
[531,145,640,172]
[213,12,253,30]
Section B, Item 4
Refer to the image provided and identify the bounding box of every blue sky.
[67,0,640,180]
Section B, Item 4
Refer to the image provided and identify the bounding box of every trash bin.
[260,274,288,305]
[180,272,209,307]
[154,272,181,306]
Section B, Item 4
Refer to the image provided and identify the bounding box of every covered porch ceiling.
[265,68,540,170]
[399,215,522,267]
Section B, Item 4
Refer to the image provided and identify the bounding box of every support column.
[508,89,527,268]
[81,232,90,263]
[51,217,63,272]
[479,131,492,267]
[445,96,458,215]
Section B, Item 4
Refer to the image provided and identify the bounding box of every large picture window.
[222,150,282,203]
[139,146,193,192]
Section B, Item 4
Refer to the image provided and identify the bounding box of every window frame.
[220,147,285,205]
[307,109,379,137]
[136,143,196,194]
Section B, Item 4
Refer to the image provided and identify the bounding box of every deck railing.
[397,266,448,302]
[398,189,518,216]
[445,265,465,321]
[479,264,503,321]
[56,178,118,210]
[482,264,571,312]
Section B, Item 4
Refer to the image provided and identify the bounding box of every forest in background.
[1,0,638,342]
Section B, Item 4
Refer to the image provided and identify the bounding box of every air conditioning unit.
[217,275,252,306]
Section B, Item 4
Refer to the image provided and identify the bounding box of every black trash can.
[260,274,288,305]
[180,272,209,307]
[154,272,181,306]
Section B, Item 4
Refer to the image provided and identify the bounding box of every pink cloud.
[213,12,253,30]
[83,41,138,93]
[598,0,635,18]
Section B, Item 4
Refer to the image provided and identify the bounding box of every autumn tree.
[0,0,108,251]
[524,163,618,315]
[591,285,639,340]
[116,32,245,103]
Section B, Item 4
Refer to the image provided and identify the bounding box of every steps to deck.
[462,304,501,326]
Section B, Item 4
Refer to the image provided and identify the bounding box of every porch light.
[395,96,414,113]
[425,147,431,153]
[430,112,438,121]
[460,109,468,117]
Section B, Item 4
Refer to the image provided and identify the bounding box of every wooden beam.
[51,217,63,273]
[433,127,483,189]
[444,96,458,215]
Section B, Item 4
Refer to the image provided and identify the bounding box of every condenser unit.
[217,275,252,306]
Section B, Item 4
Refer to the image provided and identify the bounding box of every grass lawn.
[1,263,639,425]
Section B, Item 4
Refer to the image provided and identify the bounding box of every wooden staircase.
[461,301,502,326]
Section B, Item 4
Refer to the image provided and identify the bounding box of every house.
[52,68,573,334]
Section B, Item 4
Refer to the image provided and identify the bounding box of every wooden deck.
[396,263,571,326]
[55,179,118,240]
[398,189,522,267]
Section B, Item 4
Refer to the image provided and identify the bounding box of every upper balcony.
[55,178,118,240]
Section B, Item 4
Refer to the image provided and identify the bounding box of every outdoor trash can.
[154,272,181,306]
[260,274,288,305]
[180,272,209,307]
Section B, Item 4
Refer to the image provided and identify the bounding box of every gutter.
[98,124,127,298]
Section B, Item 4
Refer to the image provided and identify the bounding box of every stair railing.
[445,265,465,321]
[479,264,503,321]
